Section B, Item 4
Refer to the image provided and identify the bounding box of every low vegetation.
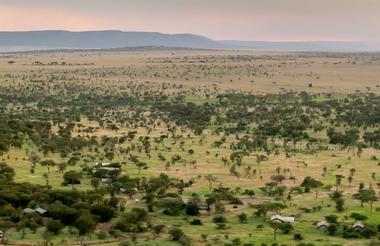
[0,49,379,245]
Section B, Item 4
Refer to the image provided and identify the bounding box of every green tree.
[28,153,41,173]
[204,174,218,190]
[40,159,56,173]
[353,186,378,213]
[269,222,280,241]
[47,220,64,235]
[330,191,344,212]
[76,212,96,236]
[237,213,248,223]
[91,178,100,191]
[0,220,14,243]
[335,175,344,191]
[63,171,82,189]
[0,162,15,184]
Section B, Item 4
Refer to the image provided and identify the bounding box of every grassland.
[0,49,379,246]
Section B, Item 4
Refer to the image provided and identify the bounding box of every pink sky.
[1,0,380,41]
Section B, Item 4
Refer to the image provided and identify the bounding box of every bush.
[325,215,338,224]
[360,226,377,238]
[158,197,185,216]
[327,224,337,236]
[349,213,368,221]
[215,202,225,214]
[294,232,304,240]
[91,204,116,222]
[279,223,294,234]
[152,224,165,236]
[186,201,200,216]
[213,215,227,224]
[169,227,185,241]
[179,235,191,246]
[190,219,203,225]
[342,227,360,239]
[46,220,64,235]
[114,207,149,233]
[76,212,96,235]
[231,237,242,246]
[230,196,243,205]
[238,213,248,223]
[96,231,107,240]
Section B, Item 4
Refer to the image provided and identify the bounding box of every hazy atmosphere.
[1,0,380,41]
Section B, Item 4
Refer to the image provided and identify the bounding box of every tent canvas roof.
[271,215,295,223]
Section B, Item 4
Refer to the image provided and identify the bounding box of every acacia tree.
[269,222,280,241]
[329,191,344,212]
[28,153,41,173]
[57,162,67,173]
[300,176,323,198]
[230,151,247,166]
[136,162,147,177]
[353,186,378,213]
[40,159,56,173]
[63,171,82,189]
[335,175,344,191]
[204,174,218,190]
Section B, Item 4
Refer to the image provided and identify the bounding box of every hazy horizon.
[1,30,380,44]
[1,0,380,42]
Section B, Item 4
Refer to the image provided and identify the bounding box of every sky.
[1,0,380,42]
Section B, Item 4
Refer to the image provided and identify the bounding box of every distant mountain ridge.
[0,30,379,52]
[220,40,380,52]
[0,30,227,52]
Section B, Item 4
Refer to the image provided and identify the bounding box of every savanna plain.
[0,49,379,246]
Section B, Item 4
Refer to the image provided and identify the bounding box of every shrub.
[349,213,368,221]
[186,201,200,216]
[96,231,107,240]
[213,215,227,224]
[279,223,294,234]
[76,212,96,235]
[231,237,242,246]
[158,197,185,216]
[115,208,149,233]
[91,204,116,222]
[152,224,165,237]
[169,227,185,241]
[294,232,304,240]
[215,202,225,214]
[342,227,360,239]
[325,215,338,224]
[179,235,191,246]
[360,226,377,238]
[327,224,337,236]
[190,219,203,225]
[46,220,64,235]
[238,213,248,223]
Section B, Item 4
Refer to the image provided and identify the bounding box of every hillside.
[0,30,228,51]
[1,30,380,52]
